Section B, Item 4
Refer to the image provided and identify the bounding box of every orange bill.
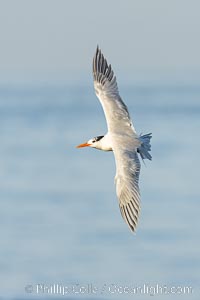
[76,142,90,148]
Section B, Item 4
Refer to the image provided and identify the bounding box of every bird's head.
[76,135,104,150]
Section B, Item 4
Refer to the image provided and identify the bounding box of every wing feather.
[114,149,141,232]
[93,46,136,134]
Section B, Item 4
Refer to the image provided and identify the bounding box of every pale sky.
[0,0,200,83]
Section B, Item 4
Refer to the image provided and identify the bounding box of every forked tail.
[137,133,152,161]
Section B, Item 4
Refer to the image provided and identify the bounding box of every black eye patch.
[94,135,104,142]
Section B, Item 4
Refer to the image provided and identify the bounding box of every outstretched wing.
[93,46,136,134]
[114,144,141,232]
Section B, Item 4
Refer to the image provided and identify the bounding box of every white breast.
[98,133,113,151]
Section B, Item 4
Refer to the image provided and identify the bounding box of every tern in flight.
[77,47,152,233]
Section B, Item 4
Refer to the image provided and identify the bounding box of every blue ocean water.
[0,82,199,300]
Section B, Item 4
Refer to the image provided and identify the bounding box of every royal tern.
[77,47,152,233]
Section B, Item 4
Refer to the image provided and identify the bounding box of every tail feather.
[137,133,152,161]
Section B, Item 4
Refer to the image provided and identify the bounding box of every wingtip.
[94,45,100,63]
[93,45,117,87]
[96,45,104,58]
[96,44,100,54]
